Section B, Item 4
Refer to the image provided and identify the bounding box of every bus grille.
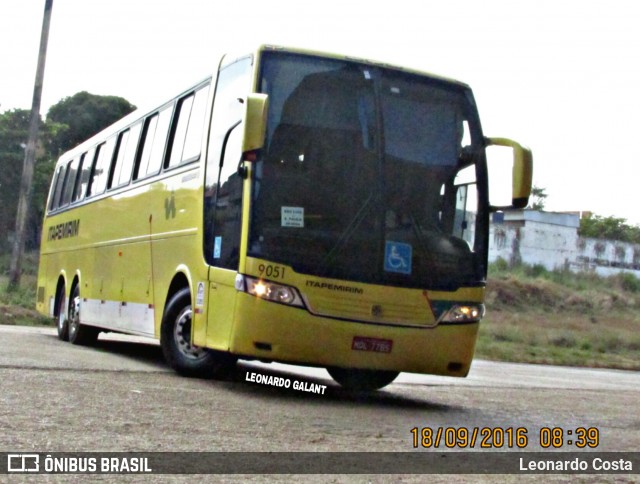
[304,294,436,327]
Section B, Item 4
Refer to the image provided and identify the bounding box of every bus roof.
[253,44,471,90]
[55,44,471,165]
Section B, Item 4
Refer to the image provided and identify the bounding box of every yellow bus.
[37,45,532,391]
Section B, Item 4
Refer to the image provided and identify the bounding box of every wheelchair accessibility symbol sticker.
[384,241,412,275]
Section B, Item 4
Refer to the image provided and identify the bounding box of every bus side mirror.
[242,93,269,154]
[486,137,533,210]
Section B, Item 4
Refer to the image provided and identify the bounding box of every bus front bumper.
[226,293,479,377]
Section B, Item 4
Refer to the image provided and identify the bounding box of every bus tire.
[68,285,99,346]
[161,287,236,378]
[56,285,69,341]
[327,367,399,392]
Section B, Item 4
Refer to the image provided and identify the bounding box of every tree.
[46,92,135,156]
[0,110,33,251]
[528,185,548,211]
[579,214,640,244]
[2,92,135,261]
[0,109,61,252]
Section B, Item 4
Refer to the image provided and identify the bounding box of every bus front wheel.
[160,287,236,378]
[327,367,399,392]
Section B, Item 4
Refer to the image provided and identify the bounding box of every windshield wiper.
[319,192,375,272]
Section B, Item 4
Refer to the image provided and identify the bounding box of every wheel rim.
[68,294,81,339]
[173,307,206,360]
[57,294,67,334]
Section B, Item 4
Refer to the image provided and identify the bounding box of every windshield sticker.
[213,236,222,259]
[281,206,304,228]
[384,241,412,275]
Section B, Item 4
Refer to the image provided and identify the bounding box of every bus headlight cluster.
[440,304,485,323]
[236,275,305,308]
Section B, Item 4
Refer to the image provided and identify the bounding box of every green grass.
[489,258,640,295]
[0,252,52,327]
[476,316,640,370]
[476,260,640,370]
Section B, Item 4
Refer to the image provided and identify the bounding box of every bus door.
[204,57,252,349]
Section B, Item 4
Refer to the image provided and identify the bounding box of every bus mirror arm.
[237,147,264,178]
[485,137,533,211]
[237,159,248,179]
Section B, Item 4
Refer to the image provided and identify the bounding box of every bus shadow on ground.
[56,333,460,411]
[79,334,168,369]
[226,362,460,412]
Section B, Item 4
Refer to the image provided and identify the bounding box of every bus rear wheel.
[68,285,99,346]
[327,367,399,392]
[160,287,236,378]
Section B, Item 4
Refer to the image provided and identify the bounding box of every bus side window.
[109,122,142,189]
[136,115,158,180]
[183,85,209,162]
[73,148,95,203]
[48,164,67,211]
[88,136,116,197]
[166,94,194,169]
[135,105,173,180]
[119,123,142,186]
[60,157,80,207]
[108,129,130,190]
[166,84,210,169]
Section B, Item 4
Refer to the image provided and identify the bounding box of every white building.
[488,210,640,278]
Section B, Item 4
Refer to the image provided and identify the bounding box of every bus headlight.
[440,304,485,323]
[236,275,305,308]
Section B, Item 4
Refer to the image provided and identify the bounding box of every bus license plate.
[352,337,393,353]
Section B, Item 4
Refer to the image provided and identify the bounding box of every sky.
[1,0,639,223]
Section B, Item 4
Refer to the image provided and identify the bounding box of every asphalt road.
[1,324,639,480]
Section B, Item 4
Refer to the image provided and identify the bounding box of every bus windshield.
[249,51,488,290]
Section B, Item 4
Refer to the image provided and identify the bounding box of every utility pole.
[9,0,53,289]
